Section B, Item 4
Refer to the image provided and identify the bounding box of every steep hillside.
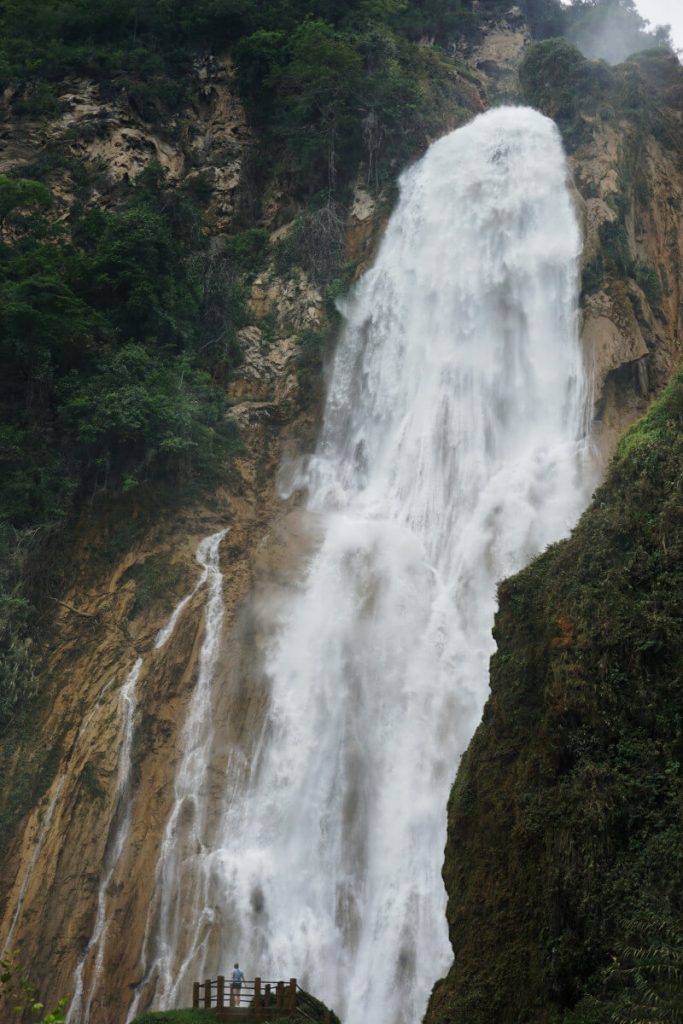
[424,369,683,1024]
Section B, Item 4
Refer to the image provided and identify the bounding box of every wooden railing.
[192,977,333,1022]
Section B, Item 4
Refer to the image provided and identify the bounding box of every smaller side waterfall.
[66,657,143,1024]
[1,777,65,957]
[63,528,227,1024]
[1,677,116,961]
[127,529,228,1020]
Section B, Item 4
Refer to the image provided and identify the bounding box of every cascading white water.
[1,777,65,958]
[67,657,143,1024]
[2,676,115,961]
[127,529,228,1020]
[136,106,595,1024]
[66,529,227,1024]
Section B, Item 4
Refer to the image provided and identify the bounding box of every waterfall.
[1,777,65,958]
[66,529,227,1024]
[67,657,143,1024]
[137,106,594,1024]
[127,529,228,1019]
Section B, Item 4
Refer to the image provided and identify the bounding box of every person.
[231,963,244,1007]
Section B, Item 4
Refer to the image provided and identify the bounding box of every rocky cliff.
[0,6,682,1024]
[424,26,683,1024]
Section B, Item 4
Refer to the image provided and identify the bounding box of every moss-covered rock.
[131,1012,216,1024]
[426,374,683,1022]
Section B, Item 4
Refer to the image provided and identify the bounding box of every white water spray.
[139,107,594,1024]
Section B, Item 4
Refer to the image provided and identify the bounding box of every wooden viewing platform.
[192,977,334,1022]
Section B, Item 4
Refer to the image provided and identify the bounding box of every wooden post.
[254,977,262,1008]
[204,979,212,1009]
[288,979,297,1011]
[217,975,225,1009]
[193,982,200,1009]
[276,981,285,1010]
[265,982,271,1008]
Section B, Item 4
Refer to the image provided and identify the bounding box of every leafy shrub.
[224,227,270,277]
[11,81,60,118]
[0,949,67,1024]
[520,37,616,129]
[0,175,51,225]
[633,260,663,308]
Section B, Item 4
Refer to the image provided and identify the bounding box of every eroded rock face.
[570,118,683,456]
[466,6,530,102]
[0,55,251,233]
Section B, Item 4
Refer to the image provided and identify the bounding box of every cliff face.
[424,369,683,1024]
[424,36,683,1024]
[0,10,682,1024]
[526,44,683,457]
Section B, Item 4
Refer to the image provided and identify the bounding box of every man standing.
[231,963,245,1007]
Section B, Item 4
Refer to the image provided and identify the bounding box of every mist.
[564,0,673,65]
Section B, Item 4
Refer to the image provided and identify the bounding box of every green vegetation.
[0,164,242,732]
[130,1011,216,1024]
[520,30,679,150]
[225,228,270,279]
[130,985,339,1024]
[234,15,470,195]
[520,37,616,134]
[275,205,346,287]
[0,0,483,198]
[123,553,192,616]
[429,373,683,1023]
[1,949,67,1023]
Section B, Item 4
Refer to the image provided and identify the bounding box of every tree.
[0,949,67,1024]
[0,176,51,226]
